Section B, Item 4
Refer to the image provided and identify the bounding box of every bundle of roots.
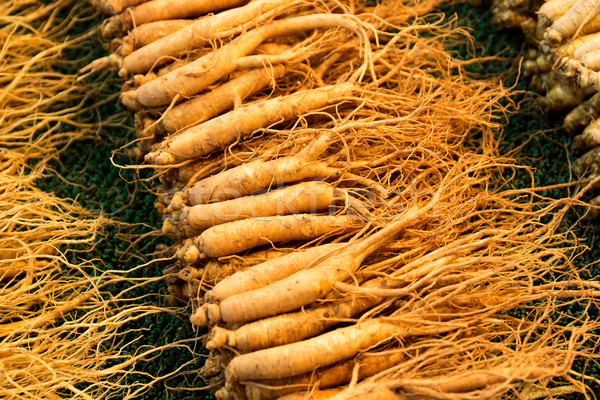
[1,1,199,398]
[491,0,600,216]
[86,0,600,399]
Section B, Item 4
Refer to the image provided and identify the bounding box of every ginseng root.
[177,214,362,262]
[536,0,578,27]
[243,351,405,400]
[144,83,357,165]
[101,0,246,38]
[546,0,600,44]
[169,133,332,208]
[191,200,435,326]
[573,117,600,149]
[0,292,92,336]
[205,243,346,303]
[572,145,600,177]
[205,277,389,350]
[563,92,600,133]
[119,19,195,56]
[119,0,290,75]
[121,14,367,107]
[157,65,286,133]
[178,248,289,285]
[224,319,405,381]
[162,181,337,238]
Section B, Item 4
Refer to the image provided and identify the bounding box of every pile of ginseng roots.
[1,1,201,399]
[89,0,600,399]
[491,0,600,218]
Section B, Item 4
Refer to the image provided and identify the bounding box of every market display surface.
[2,0,600,399]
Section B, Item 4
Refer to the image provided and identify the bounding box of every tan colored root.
[101,0,246,38]
[537,0,579,27]
[144,83,357,164]
[572,33,600,59]
[284,386,405,400]
[574,117,600,149]
[546,0,600,44]
[163,181,336,238]
[123,14,370,107]
[179,214,362,262]
[201,349,235,377]
[539,79,587,110]
[580,48,600,70]
[563,91,600,133]
[173,132,333,207]
[244,351,405,400]
[157,133,292,187]
[162,247,293,303]
[158,65,286,133]
[224,319,399,382]
[205,243,346,304]
[0,292,93,336]
[119,19,194,56]
[193,197,439,326]
[177,247,290,293]
[572,145,600,177]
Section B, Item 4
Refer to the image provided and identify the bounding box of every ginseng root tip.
[206,326,230,349]
[189,306,209,326]
[183,245,201,263]
[145,150,176,165]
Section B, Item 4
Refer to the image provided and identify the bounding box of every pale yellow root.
[244,351,405,400]
[280,386,400,400]
[192,203,432,326]
[563,91,600,133]
[539,80,586,110]
[162,181,336,238]
[550,32,600,61]
[205,242,345,303]
[167,249,292,303]
[125,44,288,110]
[224,319,402,381]
[120,0,290,75]
[537,0,578,27]
[122,14,367,107]
[0,292,92,336]
[573,33,600,59]
[144,83,356,165]
[579,12,600,37]
[176,133,332,208]
[178,214,361,262]
[205,277,388,350]
[546,0,600,44]
[574,117,600,149]
[159,65,286,133]
[580,48,600,70]
[328,365,566,400]
[101,0,246,38]
[119,19,194,56]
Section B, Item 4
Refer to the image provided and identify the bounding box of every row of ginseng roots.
[88,0,600,399]
[491,0,600,217]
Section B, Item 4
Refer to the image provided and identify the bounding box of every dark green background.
[38,2,600,398]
